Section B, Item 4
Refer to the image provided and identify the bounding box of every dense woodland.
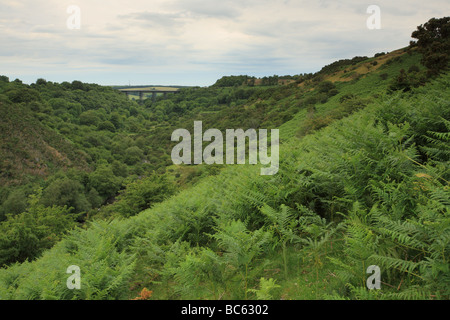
[0,17,448,300]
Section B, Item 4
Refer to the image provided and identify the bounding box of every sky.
[0,0,448,86]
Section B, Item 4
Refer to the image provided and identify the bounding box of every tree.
[41,178,91,213]
[48,98,70,110]
[6,87,41,103]
[317,80,336,93]
[389,68,426,92]
[124,146,144,165]
[0,188,28,220]
[109,174,176,218]
[88,164,122,199]
[35,78,47,86]
[0,190,76,266]
[98,120,116,132]
[109,112,122,129]
[71,80,86,91]
[389,69,411,91]
[410,17,450,75]
[79,110,100,126]
[111,160,128,177]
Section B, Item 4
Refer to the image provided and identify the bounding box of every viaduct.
[118,87,180,101]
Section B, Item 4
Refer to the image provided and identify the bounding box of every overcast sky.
[0,0,448,86]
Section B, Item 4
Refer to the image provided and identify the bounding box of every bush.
[317,81,336,93]
[41,178,91,213]
[6,88,40,104]
[410,17,450,76]
[79,110,100,126]
[102,174,176,218]
[328,88,339,97]
[304,96,318,105]
[408,65,420,73]
[0,189,28,220]
[339,93,356,103]
[88,164,122,199]
[124,146,144,165]
[98,120,116,132]
[0,191,76,266]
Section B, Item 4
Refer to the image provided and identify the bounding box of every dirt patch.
[325,49,406,83]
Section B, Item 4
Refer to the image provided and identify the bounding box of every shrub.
[0,191,76,266]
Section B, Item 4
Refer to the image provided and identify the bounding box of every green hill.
[0,17,448,300]
[0,98,87,186]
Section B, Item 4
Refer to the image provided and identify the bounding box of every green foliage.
[0,21,448,300]
[5,87,41,104]
[88,164,122,199]
[123,146,144,165]
[388,69,427,92]
[212,75,250,87]
[0,219,138,299]
[0,188,28,220]
[79,110,101,126]
[296,94,368,137]
[41,178,91,214]
[247,277,281,300]
[261,204,298,279]
[318,56,369,74]
[211,219,272,299]
[97,174,176,218]
[379,73,389,80]
[98,120,116,132]
[317,81,336,94]
[0,190,76,266]
[410,16,450,76]
[421,117,450,162]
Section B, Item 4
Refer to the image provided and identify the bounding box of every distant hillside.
[0,97,87,186]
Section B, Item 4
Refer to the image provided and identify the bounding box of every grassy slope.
[0,101,87,186]
[0,50,448,300]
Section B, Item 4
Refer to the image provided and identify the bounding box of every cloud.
[0,0,448,85]
[171,0,241,18]
[118,11,188,31]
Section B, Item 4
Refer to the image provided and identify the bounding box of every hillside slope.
[0,99,87,186]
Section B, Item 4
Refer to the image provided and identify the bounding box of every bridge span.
[118,87,180,101]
